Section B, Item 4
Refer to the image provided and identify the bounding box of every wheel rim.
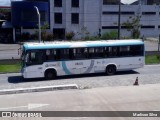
[106,66,115,75]
[46,71,55,79]
[108,68,113,74]
[48,72,53,79]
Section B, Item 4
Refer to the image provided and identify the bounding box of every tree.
[77,26,90,39]
[34,22,53,41]
[41,22,49,40]
[122,15,141,39]
[0,9,11,21]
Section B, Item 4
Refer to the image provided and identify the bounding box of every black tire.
[45,70,56,80]
[106,65,116,75]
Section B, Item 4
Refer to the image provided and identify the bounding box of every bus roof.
[23,39,144,50]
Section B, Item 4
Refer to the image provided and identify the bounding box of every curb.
[0,72,20,74]
[0,84,78,95]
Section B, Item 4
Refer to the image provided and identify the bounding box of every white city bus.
[21,40,145,79]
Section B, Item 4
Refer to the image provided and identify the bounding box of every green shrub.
[66,31,75,40]
[30,33,38,40]
[21,32,30,41]
[132,29,140,39]
[46,33,54,41]
[101,30,118,40]
[157,55,160,60]
[84,36,99,40]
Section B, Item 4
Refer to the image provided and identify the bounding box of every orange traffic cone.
[134,77,139,86]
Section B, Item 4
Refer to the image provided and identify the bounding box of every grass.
[145,55,160,64]
[0,64,21,73]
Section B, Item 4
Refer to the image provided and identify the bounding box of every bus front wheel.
[45,70,56,80]
[106,65,116,75]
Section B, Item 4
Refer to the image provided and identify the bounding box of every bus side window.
[98,47,104,58]
[108,47,112,57]
[37,51,44,64]
[69,49,73,59]
[93,47,102,58]
[84,48,88,58]
[56,49,70,60]
[88,48,94,58]
[112,47,118,57]
[46,49,55,61]
[130,45,144,56]
[119,46,130,57]
[56,49,60,60]
[107,47,119,57]
[73,48,86,59]
[104,47,108,57]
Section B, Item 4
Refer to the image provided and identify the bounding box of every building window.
[147,0,160,5]
[71,13,79,24]
[103,12,118,15]
[141,26,155,29]
[72,0,79,7]
[22,10,47,22]
[54,13,62,24]
[142,12,156,15]
[54,0,62,7]
[103,11,135,15]
[103,0,119,5]
[102,26,118,29]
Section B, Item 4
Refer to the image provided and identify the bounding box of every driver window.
[26,51,44,65]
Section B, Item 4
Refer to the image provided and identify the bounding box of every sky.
[0,0,138,6]
[0,0,10,6]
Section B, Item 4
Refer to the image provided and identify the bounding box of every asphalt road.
[0,64,160,90]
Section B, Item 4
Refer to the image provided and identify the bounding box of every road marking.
[0,103,49,110]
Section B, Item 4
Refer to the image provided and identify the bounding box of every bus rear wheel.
[106,65,116,75]
[45,70,56,80]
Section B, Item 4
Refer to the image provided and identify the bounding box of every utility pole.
[34,6,41,43]
[158,35,160,52]
[118,0,121,40]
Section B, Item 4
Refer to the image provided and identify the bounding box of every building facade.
[50,0,102,39]
[0,6,13,43]
[11,0,160,41]
[48,0,160,39]
[11,0,49,41]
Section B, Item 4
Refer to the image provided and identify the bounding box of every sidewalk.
[0,43,20,51]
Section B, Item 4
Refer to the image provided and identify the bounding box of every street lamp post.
[118,0,121,40]
[34,6,41,43]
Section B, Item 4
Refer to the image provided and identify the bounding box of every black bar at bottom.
[0,111,160,117]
